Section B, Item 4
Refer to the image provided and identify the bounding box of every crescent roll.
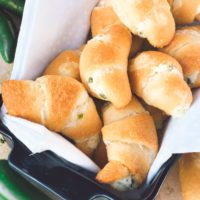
[129,51,193,117]
[43,50,80,80]
[179,153,200,200]
[111,0,175,47]
[161,26,200,88]
[168,0,200,24]
[2,75,102,156]
[80,23,132,108]
[91,6,143,58]
[96,97,158,191]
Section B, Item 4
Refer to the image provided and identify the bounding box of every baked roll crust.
[2,75,102,156]
[161,26,200,88]
[80,23,132,108]
[111,0,175,47]
[129,51,193,116]
[96,97,158,191]
[43,50,81,80]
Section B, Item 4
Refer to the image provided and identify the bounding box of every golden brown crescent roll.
[179,153,200,200]
[161,26,200,88]
[80,23,132,108]
[43,50,80,80]
[96,97,158,191]
[91,6,142,57]
[129,51,193,117]
[111,0,175,47]
[91,7,121,37]
[2,75,102,156]
[168,0,200,24]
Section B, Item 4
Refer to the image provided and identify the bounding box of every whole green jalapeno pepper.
[0,0,25,16]
[0,10,17,63]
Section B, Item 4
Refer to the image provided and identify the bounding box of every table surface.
[0,135,182,200]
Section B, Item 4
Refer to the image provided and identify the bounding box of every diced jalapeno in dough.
[77,113,84,119]
[99,93,107,99]
[88,77,93,83]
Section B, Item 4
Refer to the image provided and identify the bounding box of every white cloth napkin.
[12,0,98,80]
[147,89,200,182]
[2,0,200,182]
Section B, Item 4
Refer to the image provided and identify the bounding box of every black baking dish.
[0,98,179,200]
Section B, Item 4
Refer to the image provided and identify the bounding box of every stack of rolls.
[2,0,199,193]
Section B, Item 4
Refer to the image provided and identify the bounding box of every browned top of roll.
[2,80,45,124]
[91,6,121,37]
[80,23,132,108]
[111,0,175,47]
[161,27,200,81]
[43,50,80,80]
[2,75,85,132]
